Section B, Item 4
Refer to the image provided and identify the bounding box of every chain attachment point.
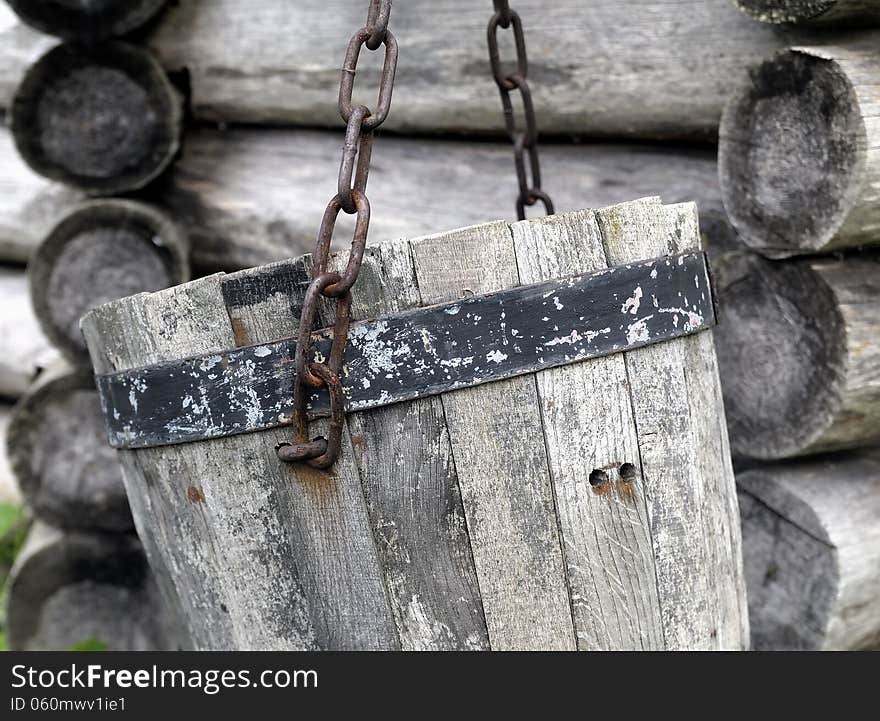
[281,2,396,469]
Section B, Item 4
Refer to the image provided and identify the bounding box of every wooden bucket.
[81,198,748,650]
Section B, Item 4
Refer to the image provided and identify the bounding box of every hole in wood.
[588,469,608,487]
[619,463,637,483]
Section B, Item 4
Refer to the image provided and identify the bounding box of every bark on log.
[0,267,60,400]
[11,41,183,195]
[719,41,880,256]
[735,0,880,26]
[0,123,738,271]
[738,452,880,650]
[0,403,22,504]
[0,0,807,140]
[713,251,880,460]
[6,0,168,40]
[5,362,132,532]
[29,199,189,364]
[81,199,747,650]
[5,522,177,651]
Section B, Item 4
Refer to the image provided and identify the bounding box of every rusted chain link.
[488,1,554,220]
[278,0,396,469]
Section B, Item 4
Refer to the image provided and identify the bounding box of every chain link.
[278,0,396,469]
[488,2,554,220]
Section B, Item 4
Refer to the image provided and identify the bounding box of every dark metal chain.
[488,1,554,220]
[278,0,397,469]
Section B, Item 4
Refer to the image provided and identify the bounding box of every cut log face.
[6,0,168,40]
[0,267,60,400]
[10,41,182,194]
[29,199,189,363]
[719,43,880,256]
[714,251,880,460]
[735,0,880,25]
[738,452,880,650]
[6,363,132,532]
[5,522,176,651]
[81,200,747,650]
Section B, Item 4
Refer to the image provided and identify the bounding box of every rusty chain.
[277,0,397,469]
[488,1,554,220]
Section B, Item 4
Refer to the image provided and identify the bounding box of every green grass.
[0,502,30,652]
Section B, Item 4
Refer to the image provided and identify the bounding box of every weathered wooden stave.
[81,199,747,650]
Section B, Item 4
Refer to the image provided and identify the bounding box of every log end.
[719,49,865,256]
[734,0,837,24]
[739,453,880,650]
[713,252,846,459]
[30,199,188,363]
[737,476,837,650]
[6,0,168,41]
[10,41,182,195]
[5,525,172,651]
[6,367,133,532]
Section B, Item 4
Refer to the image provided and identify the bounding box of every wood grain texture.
[0,267,60,400]
[0,0,803,140]
[512,210,664,650]
[410,221,577,651]
[596,198,748,650]
[738,452,880,650]
[5,362,131,532]
[326,240,489,650]
[219,259,399,651]
[82,199,746,650]
[83,269,398,650]
[5,522,175,651]
[29,199,189,364]
[0,123,735,269]
[714,251,880,460]
[719,39,880,256]
[82,276,268,651]
[735,0,880,25]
